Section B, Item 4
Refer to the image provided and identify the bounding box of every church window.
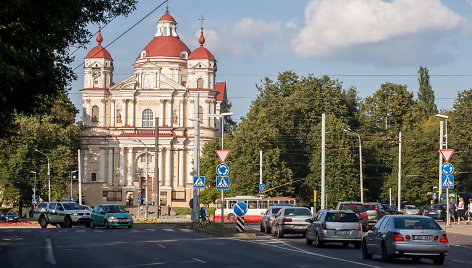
[180,51,187,59]
[197,78,204,88]
[91,173,97,182]
[163,27,168,36]
[142,109,154,127]
[141,51,146,58]
[92,105,99,122]
[198,106,204,121]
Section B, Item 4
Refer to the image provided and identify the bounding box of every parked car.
[33,201,91,228]
[271,207,312,238]
[404,205,420,215]
[362,215,449,264]
[5,211,19,222]
[90,204,133,229]
[260,204,295,234]
[336,202,369,231]
[422,204,447,221]
[306,210,362,248]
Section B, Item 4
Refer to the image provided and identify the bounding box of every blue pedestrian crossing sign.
[216,163,230,176]
[234,202,248,217]
[442,176,454,189]
[193,176,205,188]
[441,163,454,176]
[259,184,266,193]
[216,176,230,189]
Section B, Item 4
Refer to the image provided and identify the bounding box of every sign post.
[215,150,230,225]
[440,150,455,228]
[234,201,248,232]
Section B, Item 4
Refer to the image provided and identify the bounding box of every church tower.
[83,26,114,89]
[188,27,217,89]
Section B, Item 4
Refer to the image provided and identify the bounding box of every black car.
[5,211,19,222]
[422,204,447,221]
[336,202,369,231]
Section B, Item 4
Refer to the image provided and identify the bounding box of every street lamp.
[133,139,149,218]
[30,171,37,204]
[34,149,51,202]
[344,129,364,203]
[70,170,78,201]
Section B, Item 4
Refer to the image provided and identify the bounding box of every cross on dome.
[96,25,103,45]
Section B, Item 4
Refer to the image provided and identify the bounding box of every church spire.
[96,25,103,46]
[199,28,205,47]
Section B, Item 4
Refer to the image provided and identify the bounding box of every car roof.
[338,202,364,204]
[322,209,356,213]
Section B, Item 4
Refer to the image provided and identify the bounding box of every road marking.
[45,238,56,265]
[451,244,472,249]
[234,238,380,268]
[192,258,206,264]
[146,229,156,231]
[3,238,11,241]
[158,244,166,248]
[163,229,175,232]
[451,259,472,264]
[180,229,192,232]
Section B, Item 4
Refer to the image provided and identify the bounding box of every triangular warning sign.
[443,177,453,187]
[440,149,454,162]
[217,178,229,188]
[216,150,231,163]
[194,178,204,187]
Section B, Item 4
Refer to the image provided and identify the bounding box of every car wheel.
[112,226,117,229]
[105,220,110,229]
[85,221,91,228]
[90,220,95,229]
[64,216,72,228]
[342,242,349,248]
[228,214,236,221]
[412,256,421,262]
[362,240,372,259]
[354,242,361,249]
[433,255,445,265]
[305,234,312,245]
[265,226,271,234]
[314,232,323,248]
[128,225,133,229]
[277,225,284,238]
[381,242,392,263]
[260,223,265,232]
[39,216,48,228]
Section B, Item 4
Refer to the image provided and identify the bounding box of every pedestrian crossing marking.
[163,228,175,232]
[181,229,192,232]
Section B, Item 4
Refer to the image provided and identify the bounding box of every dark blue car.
[422,204,447,221]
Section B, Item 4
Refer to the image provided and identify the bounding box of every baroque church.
[79,10,227,208]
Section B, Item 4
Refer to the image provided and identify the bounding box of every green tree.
[417,66,438,117]
[0,0,137,136]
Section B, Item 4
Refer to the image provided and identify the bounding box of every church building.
[79,10,227,209]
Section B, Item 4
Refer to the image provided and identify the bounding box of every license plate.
[119,219,128,223]
[413,235,432,240]
[335,230,351,235]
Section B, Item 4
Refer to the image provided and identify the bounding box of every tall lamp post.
[435,114,448,203]
[344,129,364,203]
[209,112,234,224]
[133,139,149,218]
[30,171,37,204]
[70,170,78,201]
[34,149,51,202]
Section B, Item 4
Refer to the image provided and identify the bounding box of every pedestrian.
[128,194,133,206]
[167,205,171,216]
[456,197,465,224]
[467,198,472,225]
[448,197,456,224]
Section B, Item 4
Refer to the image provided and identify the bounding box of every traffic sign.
[193,176,205,188]
[442,176,454,189]
[234,202,248,216]
[215,150,231,163]
[440,149,454,162]
[441,163,454,176]
[258,184,266,193]
[216,176,230,189]
[69,196,74,201]
[216,163,230,176]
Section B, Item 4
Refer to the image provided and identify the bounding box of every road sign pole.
[446,188,450,228]
[438,121,444,202]
[221,189,224,224]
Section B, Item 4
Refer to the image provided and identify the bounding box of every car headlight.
[108,216,116,220]
[72,213,79,216]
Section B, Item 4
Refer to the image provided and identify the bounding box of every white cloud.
[293,0,471,65]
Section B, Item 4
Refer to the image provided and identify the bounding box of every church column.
[206,99,211,127]
[127,147,134,186]
[83,149,89,183]
[100,100,106,127]
[187,149,193,184]
[119,147,125,185]
[178,148,185,186]
[130,99,136,126]
[111,100,116,127]
[167,100,173,127]
[87,99,92,124]
[179,101,184,127]
[159,148,164,185]
[122,99,128,126]
[159,100,165,126]
[99,148,106,182]
[165,146,172,186]
[108,147,114,185]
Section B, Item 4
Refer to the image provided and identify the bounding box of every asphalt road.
[0,223,471,267]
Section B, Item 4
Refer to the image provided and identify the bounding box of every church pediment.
[86,60,106,68]
[189,61,209,69]
[110,75,136,90]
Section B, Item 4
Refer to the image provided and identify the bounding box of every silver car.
[271,207,312,238]
[260,204,294,234]
[306,210,362,248]
[362,215,449,265]
[404,205,420,215]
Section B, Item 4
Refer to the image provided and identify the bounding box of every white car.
[404,205,420,215]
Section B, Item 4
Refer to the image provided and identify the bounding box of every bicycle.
[192,215,211,229]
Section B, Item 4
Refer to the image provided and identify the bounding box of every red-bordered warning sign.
[440,149,454,162]
[215,150,231,163]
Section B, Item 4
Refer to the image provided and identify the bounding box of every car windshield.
[105,206,127,213]
[340,204,365,213]
[271,207,282,214]
[6,212,17,216]
[406,205,417,209]
[283,208,311,216]
[394,217,440,230]
[363,204,376,210]
[62,203,82,210]
[325,212,358,222]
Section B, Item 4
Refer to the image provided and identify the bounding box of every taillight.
[283,218,292,222]
[322,222,327,229]
[434,236,439,241]
[440,234,448,243]
[424,210,428,213]
[359,212,367,217]
[374,204,379,210]
[358,223,362,231]
[393,232,404,241]
[438,210,442,213]
[270,218,274,221]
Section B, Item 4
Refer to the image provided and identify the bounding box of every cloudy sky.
[70,0,472,121]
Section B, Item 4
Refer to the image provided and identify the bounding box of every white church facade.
[79,10,228,209]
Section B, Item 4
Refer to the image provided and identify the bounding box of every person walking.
[456,197,466,224]
[467,198,472,225]
[127,194,133,206]
[448,197,456,224]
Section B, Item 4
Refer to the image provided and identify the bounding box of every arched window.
[141,51,146,58]
[180,51,187,59]
[198,106,204,122]
[142,109,154,127]
[92,105,99,122]
[197,78,204,88]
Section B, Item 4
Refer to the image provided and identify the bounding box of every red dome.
[86,45,112,59]
[188,47,215,60]
[159,12,175,22]
[140,36,190,57]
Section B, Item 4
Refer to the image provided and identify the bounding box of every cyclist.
[199,206,208,223]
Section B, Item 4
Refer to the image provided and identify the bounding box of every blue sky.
[69,0,472,122]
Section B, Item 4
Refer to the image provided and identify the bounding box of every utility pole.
[192,93,200,222]
[78,149,83,205]
[321,113,326,210]
[438,120,444,201]
[154,117,160,218]
[398,132,402,210]
[259,150,263,185]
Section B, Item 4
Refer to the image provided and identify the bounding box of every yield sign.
[215,150,231,163]
[440,149,454,162]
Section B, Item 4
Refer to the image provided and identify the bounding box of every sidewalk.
[438,220,472,236]
[125,204,192,223]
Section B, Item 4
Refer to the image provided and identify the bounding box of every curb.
[0,221,37,226]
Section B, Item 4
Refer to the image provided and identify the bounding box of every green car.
[90,204,133,229]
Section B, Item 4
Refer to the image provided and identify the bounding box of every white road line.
[3,238,11,241]
[45,238,56,265]
[192,258,206,264]
[451,244,472,249]
[146,229,156,231]
[180,229,192,232]
[158,244,166,248]
[451,259,472,264]
[163,229,175,232]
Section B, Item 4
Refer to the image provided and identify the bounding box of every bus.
[214,196,297,222]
